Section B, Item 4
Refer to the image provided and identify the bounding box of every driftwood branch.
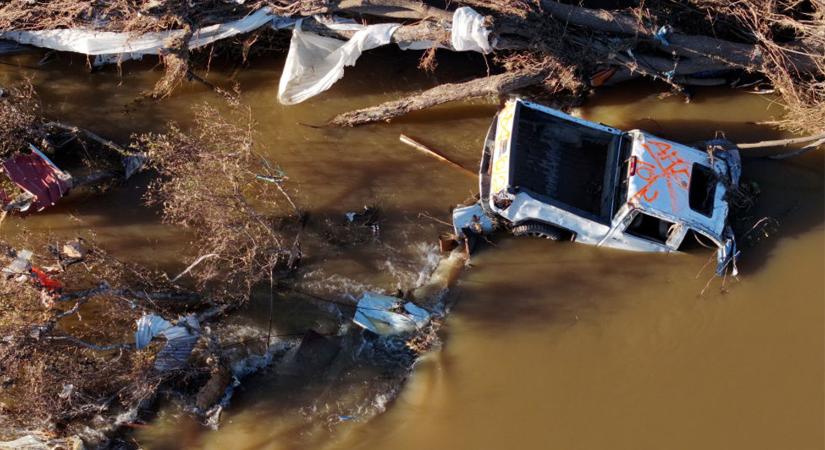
[330,70,545,126]
[45,335,131,351]
[399,134,476,177]
[291,0,452,21]
[171,253,218,282]
[302,17,451,47]
[43,121,132,157]
[58,283,203,305]
[737,132,825,149]
[767,138,825,160]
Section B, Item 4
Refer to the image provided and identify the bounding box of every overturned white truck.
[453,99,741,276]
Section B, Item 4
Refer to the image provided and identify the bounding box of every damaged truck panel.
[454,98,742,275]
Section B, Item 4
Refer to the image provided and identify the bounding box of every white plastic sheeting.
[278,7,492,104]
[450,7,493,53]
[0,8,278,65]
[1,249,33,278]
[0,6,493,103]
[277,20,400,105]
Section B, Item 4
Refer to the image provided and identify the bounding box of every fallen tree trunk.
[330,69,545,126]
[313,0,821,131]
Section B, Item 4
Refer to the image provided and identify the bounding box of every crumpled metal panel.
[352,292,430,336]
[452,203,495,238]
[1,145,72,212]
[134,313,200,371]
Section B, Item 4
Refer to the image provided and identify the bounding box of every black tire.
[512,221,571,241]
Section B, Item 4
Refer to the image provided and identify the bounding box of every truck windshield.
[510,104,620,223]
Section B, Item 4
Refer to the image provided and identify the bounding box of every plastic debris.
[58,383,74,400]
[61,239,87,260]
[134,313,201,371]
[0,8,278,66]
[450,7,493,53]
[654,25,673,46]
[278,20,400,104]
[2,249,33,278]
[134,314,173,350]
[279,7,491,104]
[30,266,62,292]
[122,153,148,180]
[352,292,431,336]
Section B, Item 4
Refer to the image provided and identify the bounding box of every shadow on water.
[449,236,667,331]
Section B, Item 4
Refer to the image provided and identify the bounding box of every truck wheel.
[512,222,571,241]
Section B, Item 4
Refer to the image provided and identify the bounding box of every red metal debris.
[30,266,63,293]
[1,145,72,212]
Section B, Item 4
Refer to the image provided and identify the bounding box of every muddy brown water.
[1,48,822,450]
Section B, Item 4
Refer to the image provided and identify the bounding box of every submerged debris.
[352,292,431,336]
[135,313,201,371]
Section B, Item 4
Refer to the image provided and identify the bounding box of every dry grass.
[137,103,295,302]
[656,0,825,134]
[0,82,42,158]
[0,0,268,33]
[0,240,157,434]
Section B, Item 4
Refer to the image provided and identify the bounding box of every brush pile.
[1,1,821,135]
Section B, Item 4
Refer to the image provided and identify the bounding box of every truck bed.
[510,104,619,222]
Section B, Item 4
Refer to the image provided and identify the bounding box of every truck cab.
[453,99,741,275]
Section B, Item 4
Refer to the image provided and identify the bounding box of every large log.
[329,70,545,126]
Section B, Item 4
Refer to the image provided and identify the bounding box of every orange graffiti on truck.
[631,140,690,211]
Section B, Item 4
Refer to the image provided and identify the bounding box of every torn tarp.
[352,292,431,336]
[277,20,400,104]
[1,144,72,212]
[1,6,493,104]
[277,7,493,104]
[135,313,201,371]
[0,8,278,66]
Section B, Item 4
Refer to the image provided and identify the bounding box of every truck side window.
[626,212,674,244]
[689,163,717,217]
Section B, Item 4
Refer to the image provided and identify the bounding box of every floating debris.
[135,314,201,371]
[352,292,430,336]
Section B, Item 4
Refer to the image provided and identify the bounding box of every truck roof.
[625,130,730,239]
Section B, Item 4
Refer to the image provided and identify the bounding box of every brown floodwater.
[1,47,822,450]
